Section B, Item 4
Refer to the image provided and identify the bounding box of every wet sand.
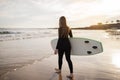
[0,51,120,80]
[0,30,120,80]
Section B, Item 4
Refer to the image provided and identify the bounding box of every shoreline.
[0,54,52,79]
[0,37,53,79]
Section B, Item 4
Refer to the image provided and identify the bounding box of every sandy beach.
[1,0,120,79]
[0,30,120,80]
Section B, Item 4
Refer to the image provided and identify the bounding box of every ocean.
[0,28,120,79]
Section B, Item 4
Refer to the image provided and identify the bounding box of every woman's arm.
[69,29,73,38]
[54,49,58,54]
[54,29,59,55]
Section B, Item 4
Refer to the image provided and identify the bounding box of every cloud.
[0,0,120,28]
[0,0,61,27]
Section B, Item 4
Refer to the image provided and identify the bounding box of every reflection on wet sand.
[112,53,120,68]
[58,73,62,80]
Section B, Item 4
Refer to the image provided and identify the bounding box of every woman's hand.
[54,49,58,55]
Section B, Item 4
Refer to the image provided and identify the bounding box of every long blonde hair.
[59,16,70,38]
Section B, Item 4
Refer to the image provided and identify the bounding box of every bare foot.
[55,68,61,73]
[66,74,73,79]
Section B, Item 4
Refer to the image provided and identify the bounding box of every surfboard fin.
[85,41,89,43]
[87,51,92,54]
[92,46,98,49]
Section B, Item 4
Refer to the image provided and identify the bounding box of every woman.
[54,16,73,78]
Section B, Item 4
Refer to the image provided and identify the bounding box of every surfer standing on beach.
[54,16,73,78]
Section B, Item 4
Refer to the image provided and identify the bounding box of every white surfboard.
[51,38,103,56]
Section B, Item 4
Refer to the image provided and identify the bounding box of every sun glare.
[88,0,120,16]
[112,54,120,68]
[102,0,120,12]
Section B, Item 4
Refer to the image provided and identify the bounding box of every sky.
[0,0,120,28]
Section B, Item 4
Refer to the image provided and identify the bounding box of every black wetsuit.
[56,29,73,73]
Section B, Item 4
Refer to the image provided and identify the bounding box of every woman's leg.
[65,50,73,73]
[58,49,64,70]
